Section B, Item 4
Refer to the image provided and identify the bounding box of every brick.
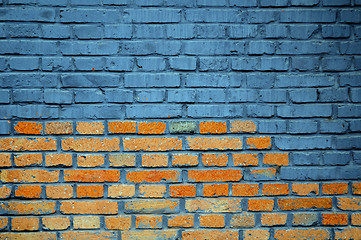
[187,105,243,118]
[244,229,270,240]
[125,199,179,214]
[276,137,331,150]
[166,24,195,39]
[0,201,55,215]
[136,90,165,103]
[60,231,117,240]
[0,7,55,22]
[105,216,131,230]
[1,170,59,183]
[12,217,39,231]
[279,198,332,210]
[335,228,361,240]
[337,197,361,210]
[62,138,119,152]
[277,74,334,88]
[263,153,289,166]
[246,137,271,149]
[0,121,10,135]
[139,185,166,198]
[169,57,196,70]
[76,122,104,135]
[0,233,56,239]
[15,185,41,199]
[0,138,56,151]
[169,121,196,134]
[124,73,180,87]
[46,185,73,199]
[14,122,42,135]
[109,154,136,167]
[123,137,182,151]
[233,183,259,197]
[64,170,119,182]
[199,121,227,134]
[187,137,242,150]
[323,183,348,195]
[248,199,274,211]
[353,183,361,195]
[183,230,238,240]
[104,25,132,39]
[261,213,287,226]
[141,154,168,167]
[122,230,177,240]
[292,183,319,196]
[126,170,181,183]
[42,216,70,230]
[14,153,42,167]
[189,169,242,182]
[61,74,119,86]
[77,185,103,198]
[60,200,118,214]
[293,213,318,226]
[168,90,196,103]
[230,121,256,133]
[73,216,100,229]
[203,184,228,197]
[249,168,276,181]
[126,9,180,23]
[77,154,104,167]
[0,186,11,199]
[289,120,318,134]
[136,215,162,229]
[45,153,72,167]
[108,185,135,198]
[138,122,166,135]
[351,213,361,225]
[197,89,226,103]
[168,215,194,228]
[233,153,258,166]
[170,185,196,198]
[172,154,198,167]
[105,89,133,102]
[185,74,240,88]
[322,213,348,226]
[231,213,255,227]
[45,122,73,135]
[229,25,257,39]
[184,41,245,55]
[199,214,225,228]
[202,154,228,167]
[263,183,289,196]
[186,199,242,213]
[292,57,319,71]
[274,229,330,240]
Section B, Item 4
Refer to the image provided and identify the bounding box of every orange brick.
[233,153,258,166]
[246,137,271,149]
[351,213,361,225]
[199,121,227,134]
[353,182,361,195]
[168,215,194,228]
[0,138,56,151]
[45,121,73,135]
[322,213,348,226]
[292,213,318,226]
[0,233,56,239]
[244,229,270,240]
[274,229,330,240]
[230,120,256,133]
[0,217,8,229]
[0,153,11,167]
[0,201,55,215]
[62,138,119,152]
[172,154,198,166]
[77,154,104,167]
[203,184,228,197]
[263,153,289,166]
[45,153,72,167]
[323,183,348,195]
[250,168,276,179]
[15,185,42,198]
[1,170,59,183]
[292,183,319,196]
[182,230,238,240]
[109,154,136,167]
[46,185,73,199]
[261,213,287,226]
[337,197,361,210]
[169,185,196,198]
[14,122,42,135]
[60,200,118,214]
[187,137,242,150]
[42,216,70,230]
[76,121,104,135]
[123,137,182,151]
[188,169,242,182]
[64,170,119,182]
[263,183,289,196]
[73,216,100,229]
[185,199,242,213]
[108,121,136,134]
[126,170,180,183]
[199,214,225,228]
[278,198,332,210]
[14,153,42,167]
[231,213,255,227]
[139,185,166,198]
[233,184,259,196]
[142,154,168,167]
[11,217,39,231]
[108,185,135,198]
[60,231,116,240]
[136,215,162,229]
[202,153,228,167]
[125,199,179,214]
[123,230,178,240]
[248,199,274,211]
[77,185,103,198]
[0,186,11,199]
[335,228,361,240]
[138,122,166,134]
[105,216,131,230]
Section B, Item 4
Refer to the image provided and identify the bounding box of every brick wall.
[0,0,361,239]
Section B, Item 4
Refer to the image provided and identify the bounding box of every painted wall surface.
[0,0,361,239]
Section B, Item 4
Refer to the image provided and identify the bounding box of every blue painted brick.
[230,0,257,7]
[126,105,182,118]
[60,9,119,23]
[231,58,258,71]
[355,152,361,165]
[197,89,226,103]
[260,0,288,7]
[276,136,331,150]
[336,137,361,149]
[340,42,361,55]
[280,167,338,180]
[258,121,287,133]
[197,0,227,6]
[136,58,165,71]
[356,27,361,39]
[351,89,361,102]
[246,10,276,23]
[355,57,361,71]
[42,25,71,39]
[247,74,274,89]
[168,90,196,103]
[125,9,181,23]
[322,57,351,72]
[187,105,243,118]
[74,26,103,39]
[247,105,274,117]
[276,74,334,88]
[278,105,332,118]
[75,90,105,103]
[44,89,73,104]
[0,90,10,103]
[105,90,133,103]
[7,24,39,38]
[38,0,67,6]
[0,40,57,55]
[61,105,123,119]
[60,41,119,56]
[244,168,276,181]
[166,24,195,39]
[0,24,5,38]
[323,152,351,166]
[196,25,226,38]
[278,41,337,54]
[340,74,361,87]
[200,57,228,71]
[70,0,101,5]
[293,152,322,166]
[74,57,103,71]
[186,74,241,88]
[291,0,319,6]
[289,120,318,134]
[8,0,37,4]
[0,58,5,71]
[292,57,319,71]
[289,25,318,40]
[103,0,128,5]
[42,57,72,71]
[184,41,245,55]
[120,41,181,55]
[338,105,361,118]
[229,25,258,39]
[13,89,43,103]
[228,89,258,102]
[280,10,336,23]
[165,0,193,6]
[0,73,58,88]
[124,73,180,88]
[339,166,361,180]
[61,74,119,88]
[186,9,241,23]
[320,120,348,133]
[105,57,134,72]
[0,7,55,22]
[289,89,317,103]
[318,88,348,102]
[169,57,197,71]
[260,90,287,103]
[258,57,288,71]
[263,25,287,38]
[248,41,275,55]
[0,121,10,134]
[322,25,350,39]
[135,25,166,39]
[104,25,132,39]
[9,57,39,71]
[136,90,165,103]
[135,0,163,6]
[340,10,361,23]
[13,105,58,119]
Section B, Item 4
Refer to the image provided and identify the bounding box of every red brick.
[46,185,73,199]
[126,170,180,183]
[172,154,198,166]
[168,215,194,228]
[337,197,361,210]
[108,121,136,134]
[109,154,136,167]
[188,169,242,182]
[123,137,182,151]
[263,153,289,166]
[351,213,361,225]
[187,137,242,150]
[0,233,56,240]
[0,138,56,151]
[62,138,119,152]
[1,170,59,183]
[275,229,330,240]
[105,216,131,230]
[15,185,42,198]
[142,154,168,167]
[136,215,162,229]
[45,121,73,135]
[139,185,166,198]
[203,184,228,197]
[60,200,118,214]
[202,153,228,167]
[122,230,177,240]
[248,199,274,211]
[138,122,166,134]
[77,185,104,198]
[246,137,271,149]
[263,183,289,196]
[0,153,11,167]
[77,154,104,167]
[323,183,348,195]
[230,120,256,133]
[353,182,361,195]
[182,230,238,240]
[76,121,104,135]
[292,213,318,226]
[186,199,242,213]
[169,185,196,198]
[261,213,287,226]
[42,216,70,230]
[199,121,227,134]
[108,185,135,198]
[199,214,225,228]
[292,183,319,196]
[230,213,255,227]
[335,228,361,240]
[60,231,117,240]
[233,183,259,196]
[0,201,55,215]
[14,122,42,135]
[278,198,332,210]
[322,213,348,226]
[73,216,100,229]
[250,168,276,179]
[125,199,179,213]
[11,217,39,231]
[0,186,11,199]
[14,153,42,167]
[233,153,258,166]
[64,170,119,182]
[244,229,269,240]
[0,217,7,230]
[45,153,72,167]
